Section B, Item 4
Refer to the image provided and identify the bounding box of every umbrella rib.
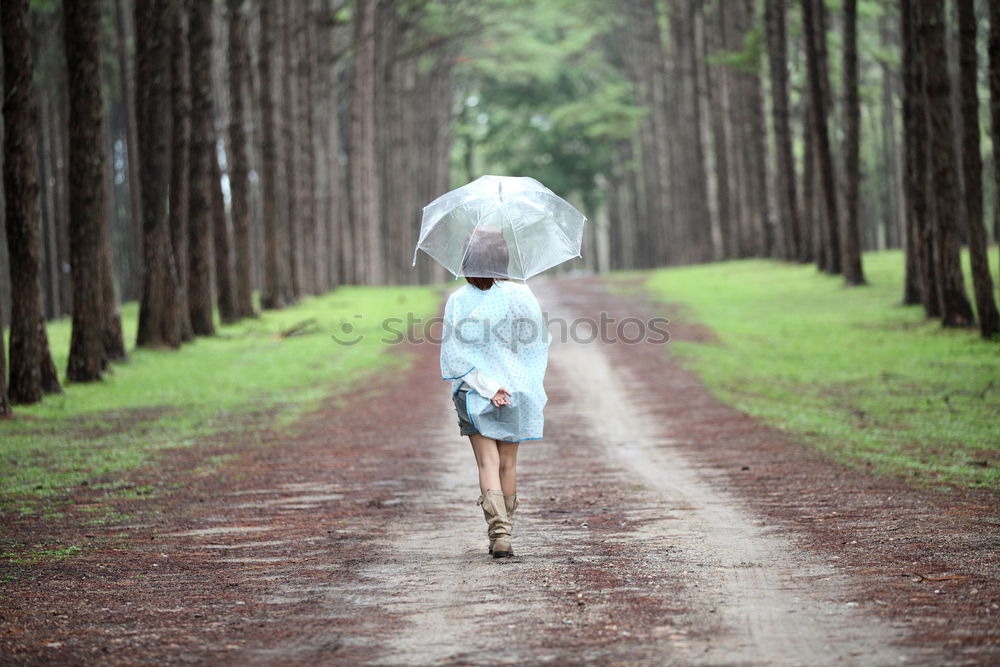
[456,200,493,277]
[501,199,528,279]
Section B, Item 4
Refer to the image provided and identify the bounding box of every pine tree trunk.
[320,0,343,290]
[920,0,975,328]
[802,0,841,274]
[349,0,382,284]
[169,3,194,342]
[902,0,938,316]
[298,0,318,295]
[187,0,216,336]
[2,0,62,401]
[990,0,1000,296]
[135,0,182,348]
[280,1,303,296]
[64,0,110,382]
[841,0,866,285]
[212,151,236,323]
[683,0,712,262]
[707,0,734,260]
[765,0,801,261]
[114,0,143,301]
[741,0,772,258]
[37,91,61,319]
[957,0,999,337]
[226,0,255,317]
[258,0,287,309]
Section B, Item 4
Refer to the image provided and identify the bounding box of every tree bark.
[990,0,1000,299]
[187,0,216,336]
[320,0,344,289]
[841,0,866,285]
[258,0,287,309]
[902,0,937,316]
[957,0,999,337]
[226,0,256,318]
[2,0,62,401]
[280,1,303,297]
[136,0,182,348]
[920,0,975,328]
[299,0,319,294]
[114,0,143,301]
[349,0,382,284]
[707,0,734,259]
[739,0,772,258]
[169,2,194,342]
[212,150,236,323]
[765,0,801,261]
[802,0,841,274]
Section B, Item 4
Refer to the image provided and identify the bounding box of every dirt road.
[2,277,997,664]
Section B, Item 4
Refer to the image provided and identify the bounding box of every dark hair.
[462,227,510,290]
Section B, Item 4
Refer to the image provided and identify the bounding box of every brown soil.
[1,276,997,665]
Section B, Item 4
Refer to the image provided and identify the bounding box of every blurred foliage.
[451,0,641,213]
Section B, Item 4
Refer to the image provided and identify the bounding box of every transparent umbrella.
[411,175,587,280]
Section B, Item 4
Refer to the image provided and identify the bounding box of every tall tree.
[114,0,143,290]
[706,0,734,260]
[349,0,382,284]
[991,0,1000,289]
[187,0,216,336]
[840,0,865,285]
[226,0,255,318]
[281,1,304,297]
[920,0,974,327]
[902,0,938,316]
[765,0,802,260]
[957,0,999,338]
[212,148,236,323]
[64,0,109,381]
[739,0,772,258]
[802,0,841,275]
[169,2,194,342]
[135,0,182,348]
[299,0,319,294]
[258,0,287,309]
[2,0,62,402]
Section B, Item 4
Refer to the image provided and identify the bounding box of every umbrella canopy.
[412,175,587,280]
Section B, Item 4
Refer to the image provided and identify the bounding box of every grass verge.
[1,285,442,510]
[624,249,1000,490]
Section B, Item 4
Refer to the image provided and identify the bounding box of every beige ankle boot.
[476,489,512,558]
[488,493,519,555]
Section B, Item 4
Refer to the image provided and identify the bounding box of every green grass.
[1,285,441,506]
[628,249,1000,490]
[2,544,82,565]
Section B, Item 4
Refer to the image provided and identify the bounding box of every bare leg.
[498,441,519,497]
[469,434,501,492]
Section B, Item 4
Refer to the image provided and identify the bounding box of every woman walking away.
[440,228,550,558]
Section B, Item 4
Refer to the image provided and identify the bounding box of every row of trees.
[0,0,463,413]
[455,0,999,339]
[607,0,998,336]
[3,1,1000,413]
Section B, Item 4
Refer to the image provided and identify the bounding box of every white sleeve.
[463,369,502,399]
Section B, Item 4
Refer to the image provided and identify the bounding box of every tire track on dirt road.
[535,280,911,664]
